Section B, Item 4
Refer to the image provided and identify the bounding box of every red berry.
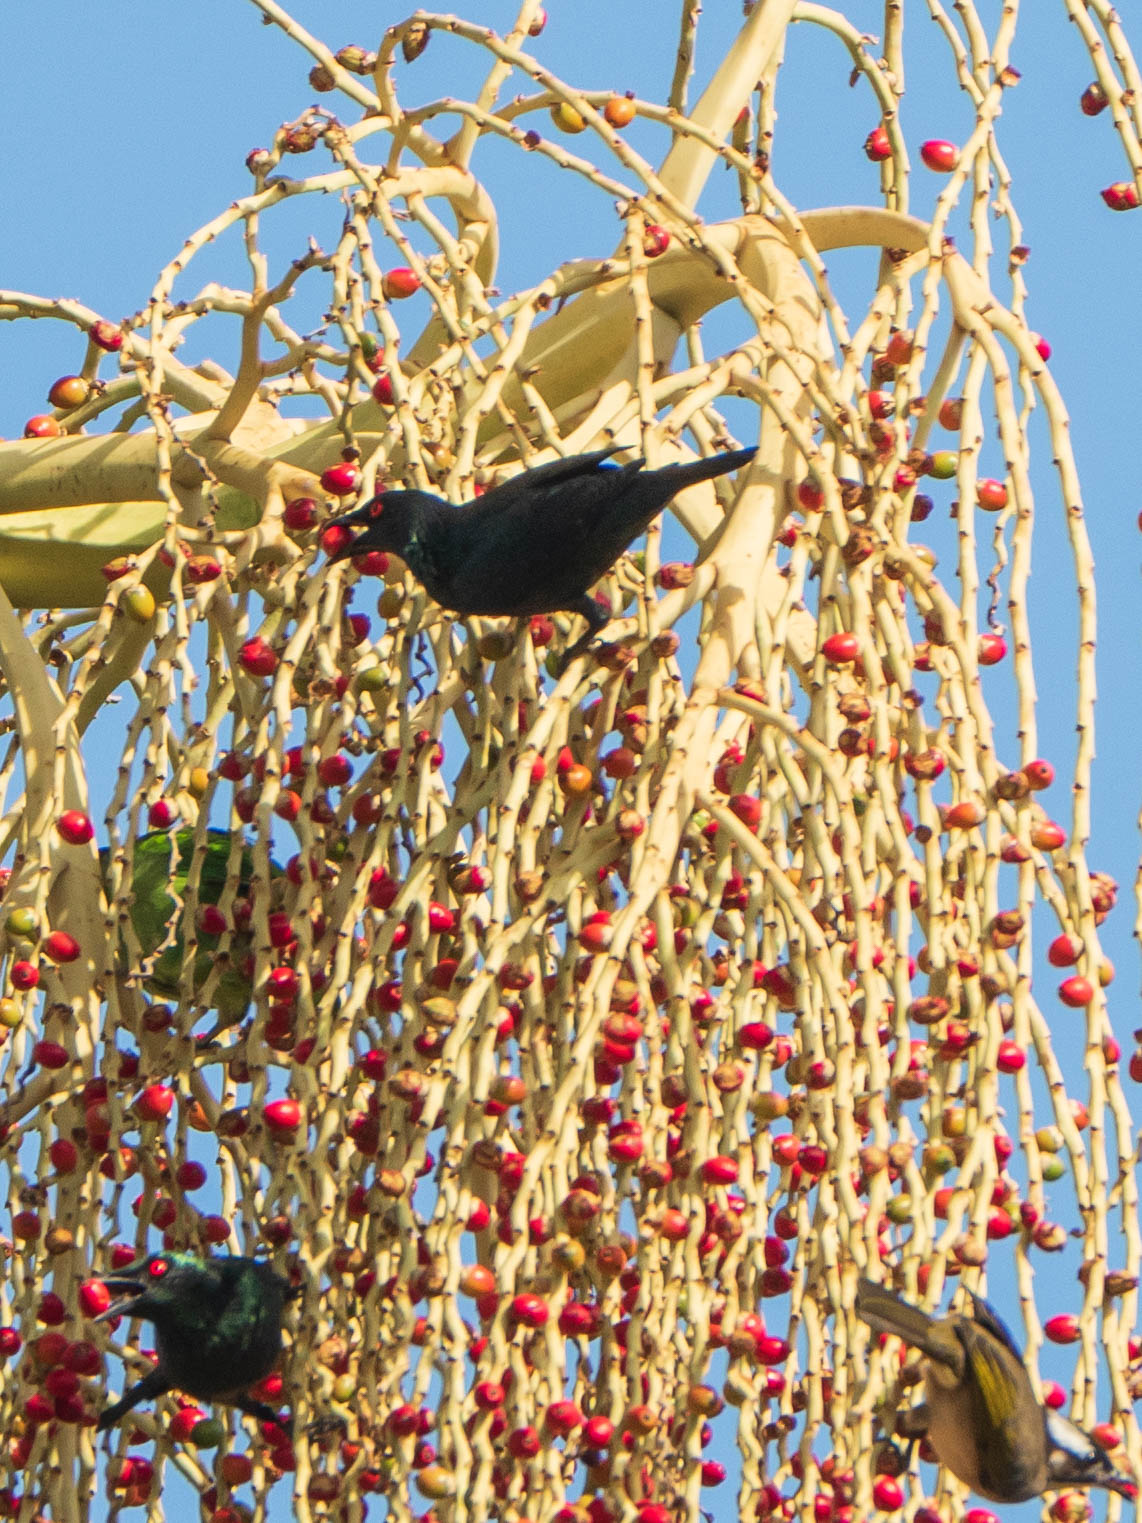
[873,1477,904,1511]
[283,497,318,531]
[50,1138,79,1172]
[885,330,914,365]
[168,1406,207,1443]
[1101,182,1140,211]
[176,1161,207,1190]
[996,1040,1025,1073]
[1058,975,1094,1009]
[507,1425,540,1458]
[13,1209,42,1241]
[78,1280,112,1319]
[544,1400,582,1435]
[217,752,249,782]
[267,967,299,1002]
[89,320,123,352]
[1080,82,1108,116]
[382,268,421,299]
[868,389,894,420]
[510,1293,549,1328]
[316,753,352,787]
[427,901,455,934]
[642,225,670,258]
[920,139,958,172]
[33,1040,69,1069]
[38,1292,67,1325]
[797,479,824,511]
[220,1453,253,1486]
[57,810,94,845]
[700,1155,738,1185]
[976,478,1008,511]
[864,126,891,162]
[821,631,859,664]
[977,633,1007,665]
[24,415,62,439]
[1044,1313,1081,1344]
[320,462,360,496]
[320,523,355,558]
[11,961,39,991]
[728,793,762,829]
[263,1098,303,1133]
[43,931,80,964]
[135,1084,175,1122]
[1047,934,1082,967]
[755,1332,790,1364]
[195,904,228,937]
[238,637,278,677]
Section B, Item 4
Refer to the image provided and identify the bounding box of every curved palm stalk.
[1,6,1141,1521]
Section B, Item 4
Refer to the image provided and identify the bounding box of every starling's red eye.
[369,500,384,519]
[149,1259,169,1278]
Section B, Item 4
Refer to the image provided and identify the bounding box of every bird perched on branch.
[856,1276,1134,1503]
[92,1252,296,1432]
[324,445,756,662]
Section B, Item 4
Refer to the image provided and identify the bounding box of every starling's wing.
[421,448,753,619]
[855,1279,965,1373]
[426,458,652,617]
[469,448,626,503]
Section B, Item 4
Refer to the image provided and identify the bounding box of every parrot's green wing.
[101,828,279,1012]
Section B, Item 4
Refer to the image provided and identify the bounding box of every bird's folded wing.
[478,447,628,497]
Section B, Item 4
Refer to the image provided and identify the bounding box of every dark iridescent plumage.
[325,446,756,657]
[93,1252,295,1432]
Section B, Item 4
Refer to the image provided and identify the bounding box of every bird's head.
[1045,1409,1136,1497]
[323,490,431,564]
[93,1252,218,1324]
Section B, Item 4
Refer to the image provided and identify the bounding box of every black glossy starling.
[857,1277,1135,1502]
[325,445,756,658]
[93,1252,295,1432]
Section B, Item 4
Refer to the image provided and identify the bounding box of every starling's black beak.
[93,1269,149,1323]
[324,500,375,562]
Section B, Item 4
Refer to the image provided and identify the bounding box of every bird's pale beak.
[93,1266,150,1322]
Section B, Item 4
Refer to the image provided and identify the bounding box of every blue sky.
[2,1,1142,1516]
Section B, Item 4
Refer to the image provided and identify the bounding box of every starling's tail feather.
[855,1278,963,1370]
[664,446,757,489]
